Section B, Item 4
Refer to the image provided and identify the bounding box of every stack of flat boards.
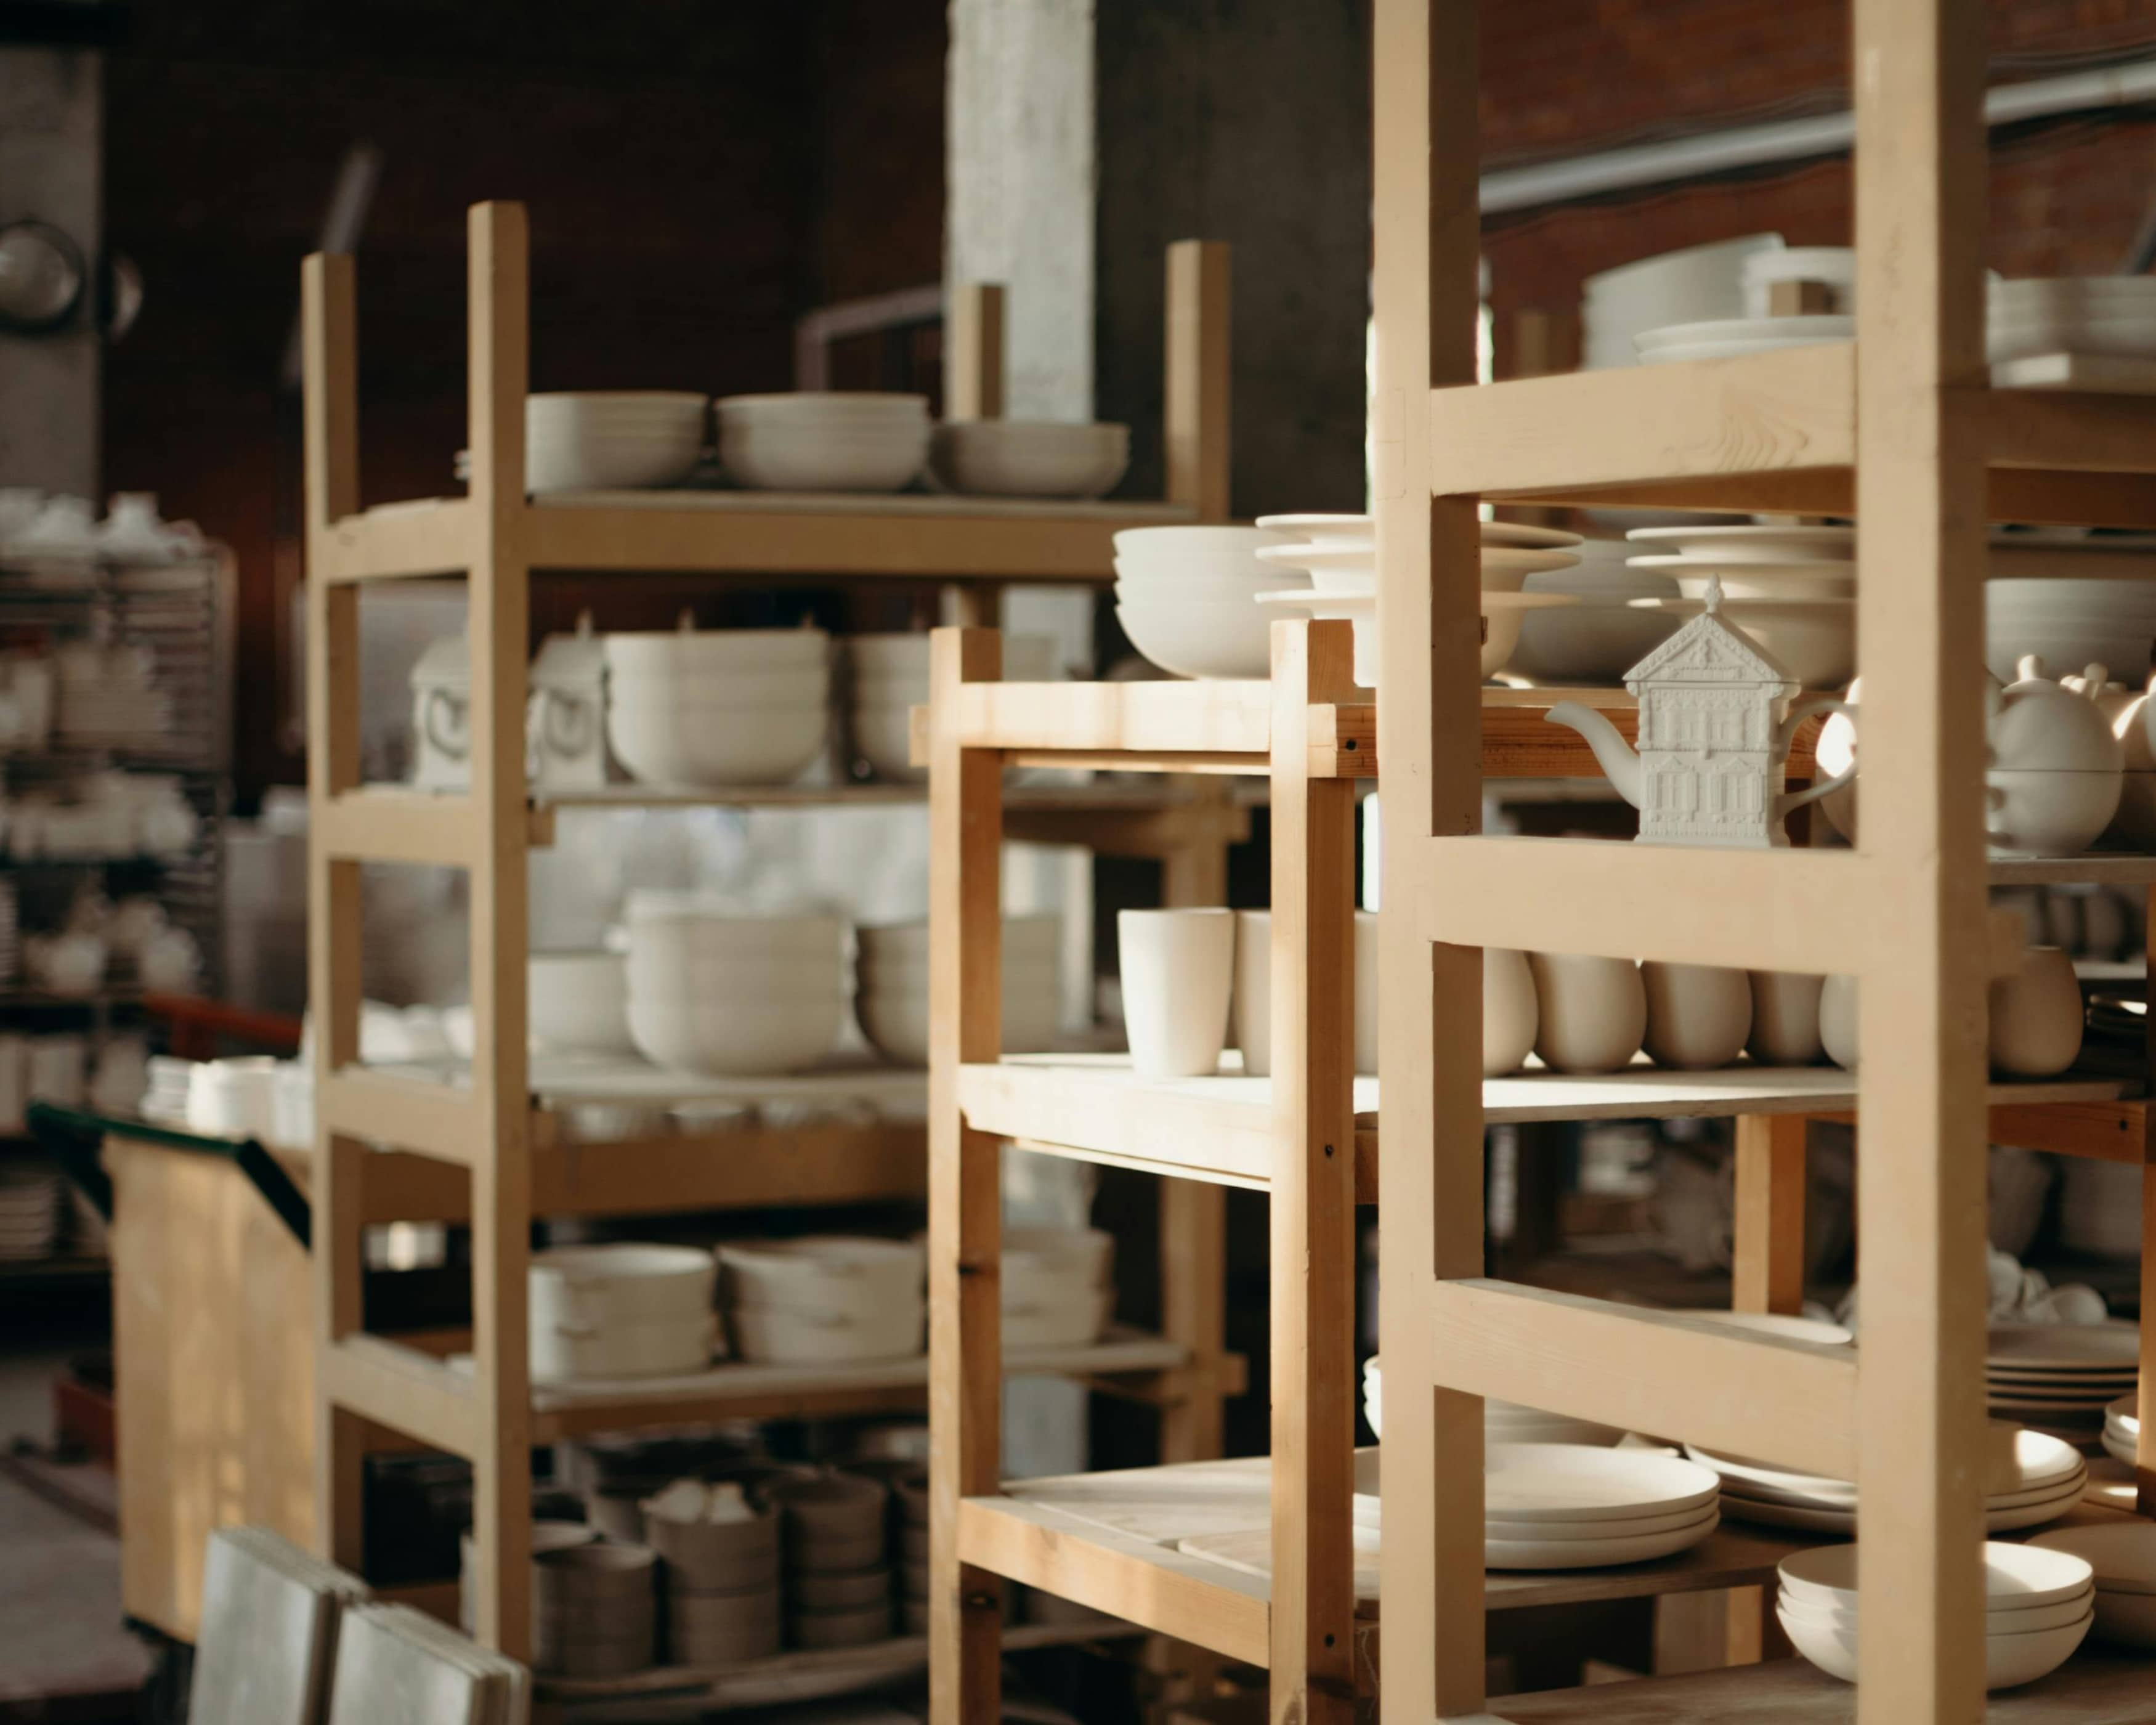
[328,1604,530,1725]
[188,1527,372,1725]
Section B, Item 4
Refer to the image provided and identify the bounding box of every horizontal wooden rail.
[319,1069,482,1166]
[317,499,479,582]
[322,1334,479,1458]
[316,790,481,867]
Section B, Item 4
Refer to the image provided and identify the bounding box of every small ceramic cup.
[1118,908,1234,1078]
[1818,975,1858,1071]
[1484,948,1539,1078]
[1526,952,1645,1075]
[1989,945,2084,1078]
[1640,962,1753,1071]
[1747,972,1826,1066]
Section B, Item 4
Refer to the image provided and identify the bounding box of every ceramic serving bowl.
[529,1244,716,1383]
[525,392,708,493]
[1507,552,1682,684]
[930,421,1129,497]
[716,394,930,492]
[1111,526,1286,580]
[1580,235,1785,370]
[1629,596,1854,688]
[607,695,827,789]
[719,1236,924,1317]
[1005,1288,1116,1349]
[529,950,634,1054]
[1117,598,1276,680]
[628,989,845,1076]
[603,625,829,678]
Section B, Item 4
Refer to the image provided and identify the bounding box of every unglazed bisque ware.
[1987,656,2125,858]
[1526,951,1645,1074]
[1746,970,1826,1066]
[1640,960,1753,1070]
[1483,947,1539,1076]
[1117,907,1234,1078]
[1545,580,1855,848]
[1989,945,2085,1078]
[1818,974,1858,1071]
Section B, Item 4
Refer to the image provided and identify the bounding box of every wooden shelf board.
[1988,853,2156,886]
[1493,1651,2156,1724]
[530,488,1199,523]
[1991,351,2156,396]
[513,1326,1188,1440]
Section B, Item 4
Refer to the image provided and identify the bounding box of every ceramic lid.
[532,612,605,687]
[1992,660,2125,773]
[409,632,471,689]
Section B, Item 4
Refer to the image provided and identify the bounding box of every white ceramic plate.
[1636,315,1855,349]
[1483,1511,1719,1571]
[1988,1323,2140,1370]
[1482,1443,1720,1521]
[1626,524,1853,561]
[1782,1540,2095,1612]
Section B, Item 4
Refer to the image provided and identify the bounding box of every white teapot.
[1988,656,2122,858]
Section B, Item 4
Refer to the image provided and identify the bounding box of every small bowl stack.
[1777,1541,2093,1690]
[458,1520,595,1634]
[1623,524,1855,688]
[533,1543,659,1678]
[1354,1445,1720,1571]
[1687,1426,2086,1536]
[845,633,1056,783]
[894,1470,930,1635]
[1360,1358,1624,1447]
[622,898,848,1076]
[525,392,709,493]
[527,1244,718,1385]
[721,1236,925,1365]
[1251,514,1582,684]
[854,915,1060,1066]
[769,1472,894,1649]
[2102,1394,2138,1466]
[642,1479,783,1666]
[929,421,1129,498]
[603,625,830,789]
[2032,1521,2156,1651]
[717,394,930,493]
[1989,277,2156,365]
[1003,1227,1115,1349]
[1987,549,2156,688]
[1987,1321,2141,1434]
[1113,526,1292,679]
[1506,539,1681,686]
[1634,313,1854,364]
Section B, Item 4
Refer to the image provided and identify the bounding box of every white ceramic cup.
[1485,949,1539,1077]
[1640,961,1754,1071]
[1527,952,1646,1075]
[1990,945,2084,1078]
[1819,975,1858,1071]
[1748,971,1826,1066]
[1119,909,1234,1079]
[1233,911,1273,1076]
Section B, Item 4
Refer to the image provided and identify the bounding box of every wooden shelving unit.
[299,199,1247,1670]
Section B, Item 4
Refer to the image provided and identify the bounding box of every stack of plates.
[929,420,1129,498]
[1688,1426,2086,1534]
[855,914,1060,1064]
[1003,1226,1115,1349]
[0,1159,59,1261]
[2032,1520,2156,1651]
[1987,1321,2140,1431]
[1777,1541,2093,1690]
[1354,1444,1720,1571]
[1112,526,1294,680]
[1623,524,1854,688]
[2102,1394,2138,1466]
[525,392,708,493]
[1634,314,1853,365]
[717,394,930,493]
[1250,514,1581,685]
[1361,1358,1624,1447]
[1989,277,2156,365]
[1579,235,1783,370]
[843,631,1055,784]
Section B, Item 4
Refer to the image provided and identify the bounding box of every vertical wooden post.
[301,251,368,1575]
[1165,241,1231,522]
[464,200,535,1660]
[946,283,1007,421]
[1375,0,1486,1719]
[1850,0,1992,1716]
[1731,1114,1808,1316]
[928,627,1006,1725]
[1267,620,1359,1725]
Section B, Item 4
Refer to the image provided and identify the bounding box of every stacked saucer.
[0,1159,59,1261]
[1634,314,1853,364]
[2102,1394,2138,1466]
[1361,1358,1623,1447]
[2032,1520,2156,1651]
[1687,1426,2086,1535]
[1354,1444,1720,1571]
[1987,1321,2140,1431]
[1989,277,2156,365]
[1623,524,1854,688]
[1777,1541,2093,1689]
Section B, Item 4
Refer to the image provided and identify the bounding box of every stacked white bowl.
[716,394,930,492]
[525,392,709,493]
[1687,1426,2085,1535]
[1990,277,2156,365]
[527,1243,718,1384]
[1635,312,1853,365]
[621,894,847,1075]
[602,623,830,788]
[854,914,1060,1066]
[1579,235,1784,370]
[1986,1321,2139,1432]
[1505,538,1681,685]
[1988,534,2156,686]
[529,950,634,1055]
[1114,526,1292,678]
[1250,514,1583,684]
[1355,1445,1720,1571]
[1361,1358,1624,1447]
[1003,1227,1114,1349]
[1777,1541,2093,1689]
[846,632,1056,782]
[719,1236,925,1365]
[1624,524,1855,688]
[2102,1393,2138,1466]
[2032,1520,2156,1650]
[930,421,1129,498]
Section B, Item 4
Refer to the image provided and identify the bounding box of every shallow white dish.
[1627,524,1853,562]
[1776,1596,2091,1689]
[1483,1512,1719,1571]
[930,420,1128,498]
[1117,598,1275,680]
[719,423,929,493]
[1635,314,1854,351]
[1481,1443,1720,1522]
[1989,1321,2140,1371]
[2030,1522,2156,1594]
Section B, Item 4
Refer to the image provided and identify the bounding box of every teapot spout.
[1545,701,1642,808]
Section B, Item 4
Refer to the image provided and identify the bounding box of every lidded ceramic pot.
[1987,657,2123,858]
[528,611,609,792]
[408,632,472,792]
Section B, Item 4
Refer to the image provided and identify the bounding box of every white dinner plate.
[1988,1323,2139,1370]
[1483,1511,1719,1571]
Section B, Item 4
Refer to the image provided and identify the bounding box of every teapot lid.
[532,611,605,684]
[410,632,471,688]
[1994,657,2123,773]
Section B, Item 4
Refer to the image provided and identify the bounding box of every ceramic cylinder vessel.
[1989,946,2085,1078]
[1819,975,1858,1071]
[1527,952,1646,1075]
[1747,971,1826,1066]
[1119,908,1234,1078]
[1640,962,1753,1070]
[1236,908,1382,1078]
[1484,948,1539,1077]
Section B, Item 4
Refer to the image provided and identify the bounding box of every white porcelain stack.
[769,1472,894,1649]
[1579,235,1784,370]
[527,1244,718,1385]
[929,421,1129,498]
[1987,532,2156,688]
[1986,1321,2140,1432]
[524,392,708,493]
[620,896,847,1075]
[1250,514,1583,685]
[527,950,634,1056]
[1623,524,1855,688]
[1776,1541,2093,1689]
[1361,1358,1623,1447]
[602,623,830,789]
[855,915,1060,1066]
[1687,1426,2085,1534]
[1002,1227,1114,1349]
[1988,277,2156,365]
[2031,1520,2156,1650]
[1112,526,1291,679]
[716,394,930,493]
[720,1236,925,1365]
[1634,312,1853,364]
[845,632,1056,783]
[1504,538,1682,686]
[641,1479,783,1666]
[2102,1394,2138,1466]
[1355,1445,1720,1570]
[0,1159,59,1260]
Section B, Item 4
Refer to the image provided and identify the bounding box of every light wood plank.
[321,1334,479,1458]
[1732,1114,1808,1315]
[315,788,480,867]
[317,498,479,582]
[946,283,1007,421]
[317,1069,484,1166]
[1165,240,1232,522]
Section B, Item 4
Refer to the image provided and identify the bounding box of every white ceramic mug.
[1989,945,2083,1078]
[1119,908,1234,1079]
[1748,971,1826,1066]
[1640,961,1753,1071]
[1526,952,1646,1075]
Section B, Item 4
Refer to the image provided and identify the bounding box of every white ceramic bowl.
[1776,1596,2091,1689]
[1004,1225,1114,1284]
[1003,1288,1115,1349]
[607,699,826,789]
[1117,599,1274,680]
[525,393,708,493]
[1114,571,1289,605]
[856,981,1058,1065]
[529,1244,716,1382]
[720,1235,923,1314]
[716,391,928,424]
[621,901,846,951]
[719,423,930,492]
[627,991,843,1076]
[1631,596,1854,688]
[1581,235,1785,370]
[1111,526,1286,581]
[930,421,1129,497]
[613,662,831,704]
[530,950,634,1054]
[851,705,919,781]
[731,1301,923,1365]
